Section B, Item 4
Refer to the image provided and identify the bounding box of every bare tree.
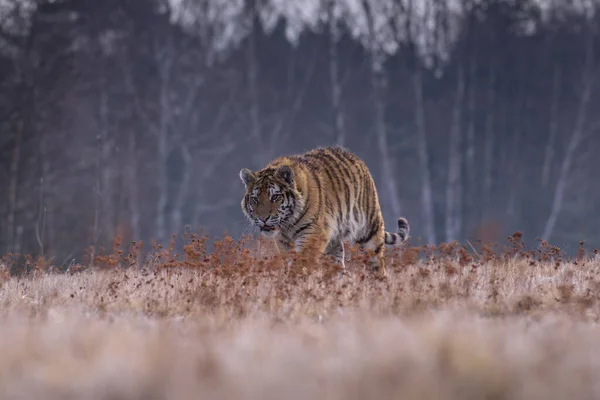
[154,33,175,244]
[413,70,437,244]
[542,31,595,242]
[244,0,318,164]
[169,99,237,236]
[1,1,33,254]
[246,0,264,167]
[126,129,140,241]
[481,63,496,221]
[506,93,525,223]
[97,54,115,242]
[388,0,436,244]
[464,59,477,234]
[541,64,561,188]
[327,0,346,146]
[361,0,403,220]
[445,63,465,242]
[1,1,59,255]
[35,112,51,257]
[266,48,318,152]
[5,123,22,253]
[120,23,176,244]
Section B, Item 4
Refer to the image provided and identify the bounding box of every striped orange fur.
[239,146,409,275]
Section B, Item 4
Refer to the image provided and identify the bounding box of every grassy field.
[1,233,600,399]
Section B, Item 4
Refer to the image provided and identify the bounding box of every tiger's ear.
[239,168,256,187]
[276,165,294,185]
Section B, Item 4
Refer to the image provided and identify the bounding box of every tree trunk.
[247,6,264,166]
[170,145,192,236]
[361,0,402,220]
[414,68,437,245]
[127,130,140,241]
[328,0,345,146]
[6,126,22,254]
[465,61,476,193]
[445,64,465,242]
[541,64,561,188]
[464,60,477,234]
[98,73,114,242]
[372,63,402,219]
[35,120,48,257]
[154,40,173,244]
[506,96,524,223]
[155,127,169,244]
[481,65,496,221]
[542,36,594,242]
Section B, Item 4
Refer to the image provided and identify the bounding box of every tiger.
[239,146,410,275]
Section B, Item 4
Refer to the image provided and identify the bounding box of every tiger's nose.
[258,216,270,224]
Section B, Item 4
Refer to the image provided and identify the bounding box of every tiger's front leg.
[275,237,294,268]
[325,240,346,269]
[290,230,330,270]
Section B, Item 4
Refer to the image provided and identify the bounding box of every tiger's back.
[289,147,381,245]
[239,146,409,274]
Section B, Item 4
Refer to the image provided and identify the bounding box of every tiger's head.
[239,165,298,238]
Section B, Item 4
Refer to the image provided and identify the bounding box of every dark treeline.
[1,0,599,264]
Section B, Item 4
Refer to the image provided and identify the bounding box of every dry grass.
[1,232,600,399]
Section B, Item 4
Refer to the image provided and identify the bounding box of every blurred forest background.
[1,0,599,263]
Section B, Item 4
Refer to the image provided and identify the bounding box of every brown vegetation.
[1,233,600,399]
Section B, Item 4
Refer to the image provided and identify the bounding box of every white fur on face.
[260,229,280,239]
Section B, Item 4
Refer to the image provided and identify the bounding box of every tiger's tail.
[384,217,410,246]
